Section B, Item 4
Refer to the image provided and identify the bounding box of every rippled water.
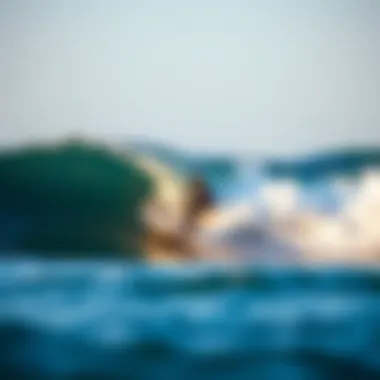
[1,260,380,379]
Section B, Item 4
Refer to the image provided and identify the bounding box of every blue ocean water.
[1,260,380,379]
[1,146,380,379]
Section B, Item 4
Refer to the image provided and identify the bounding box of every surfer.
[184,176,214,233]
[144,174,216,261]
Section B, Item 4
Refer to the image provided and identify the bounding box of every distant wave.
[263,147,380,182]
[129,142,380,205]
[129,141,380,178]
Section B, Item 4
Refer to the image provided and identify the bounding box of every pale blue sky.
[1,0,379,154]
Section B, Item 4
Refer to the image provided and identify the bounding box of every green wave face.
[0,141,154,258]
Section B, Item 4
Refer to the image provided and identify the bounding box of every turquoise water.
[1,146,380,378]
[1,260,380,379]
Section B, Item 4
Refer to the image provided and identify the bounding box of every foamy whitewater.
[197,169,380,263]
